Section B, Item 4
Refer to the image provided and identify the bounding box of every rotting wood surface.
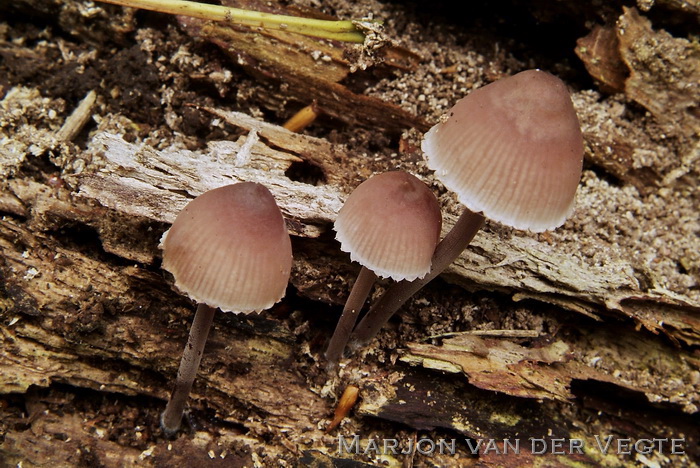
[1,1,699,467]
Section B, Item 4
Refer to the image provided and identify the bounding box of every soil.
[1,0,699,467]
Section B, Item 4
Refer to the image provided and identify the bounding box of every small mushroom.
[350,69,584,348]
[159,182,292,437]
[325,171,441,366]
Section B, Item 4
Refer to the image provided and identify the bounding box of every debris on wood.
[56,90,97,142]
[617,7,700,140]
[575,25,627,93]
[575,7,700,194]
[178,0,427,133]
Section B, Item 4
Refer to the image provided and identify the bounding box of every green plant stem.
[98,0,367,42]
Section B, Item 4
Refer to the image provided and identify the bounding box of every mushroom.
[349,69,584,348]
[325,171,441,366]
[159,182,292,436]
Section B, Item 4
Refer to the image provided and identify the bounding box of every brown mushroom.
[325,171,441,366]
[160,182,292,436]
[350,70,584,348]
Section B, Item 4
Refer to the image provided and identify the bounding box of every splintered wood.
[401,331,699,411]
[78,112,345,238]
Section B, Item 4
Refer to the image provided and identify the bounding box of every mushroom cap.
[334,171,442,281]
[161,183,292,313]
[422,69,584,232]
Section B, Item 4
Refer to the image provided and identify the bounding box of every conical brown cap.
[334,171,442,281]
[161,183,292,313]
[422,69,584,232]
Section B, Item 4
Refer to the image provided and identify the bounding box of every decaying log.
[73,110,700,347]
[2,87,699,466]
[1,2,699,466]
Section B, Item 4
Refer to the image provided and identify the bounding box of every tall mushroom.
[325,171,441,366]
[350,69,584,348]
[159,182,292,437]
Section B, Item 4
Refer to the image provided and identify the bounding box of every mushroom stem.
[161,303,216,437]
[325,266,378,367]
[349,209,485,349]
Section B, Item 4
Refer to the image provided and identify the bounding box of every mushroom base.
[160,303,217,437]
[349,209,485,349]
[325,266,378,367]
